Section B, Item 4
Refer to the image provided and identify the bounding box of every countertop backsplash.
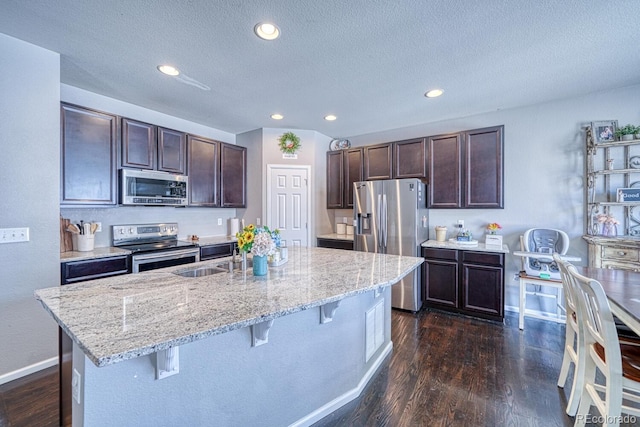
[60,206,238,249]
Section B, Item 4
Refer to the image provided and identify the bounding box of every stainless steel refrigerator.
[353,179,429,311]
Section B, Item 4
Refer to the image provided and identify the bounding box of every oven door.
[132,247,200,273]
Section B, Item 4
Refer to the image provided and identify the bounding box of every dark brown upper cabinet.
[121,118,186,174]
[344,148,364,208]
[428,133,462,208]
[364,143,392,180]
[326,151,344,209]
[464,126,504,208]
[220,143,247,208]
[326,148,363,209]
[157,127,187,174]
[61,103,118,205]
[187,135,220,207]
[428,126,503,209]
[393,137,426,179]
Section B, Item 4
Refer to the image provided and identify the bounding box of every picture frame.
[591,120,618,143]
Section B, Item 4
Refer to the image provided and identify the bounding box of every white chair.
[569,267,640,426]
[553,253,585,416]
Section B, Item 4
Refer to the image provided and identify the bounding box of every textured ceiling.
[1,0,639,138]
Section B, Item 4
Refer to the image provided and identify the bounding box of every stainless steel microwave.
[120,169,188,206]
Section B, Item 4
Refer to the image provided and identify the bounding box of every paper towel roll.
[228,218,240,236]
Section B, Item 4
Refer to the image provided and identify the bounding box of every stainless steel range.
[112,223,200,272]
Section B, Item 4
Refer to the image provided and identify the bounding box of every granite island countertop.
[36,247,423,367]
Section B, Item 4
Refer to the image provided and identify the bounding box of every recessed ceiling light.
[425,89,444,98]
[254,22,280,40]
[324,115,337,121]
[157,65,180,76]
[271,114,284,120]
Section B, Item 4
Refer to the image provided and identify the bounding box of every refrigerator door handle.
[382,194,388,249]
[376,194,382,248]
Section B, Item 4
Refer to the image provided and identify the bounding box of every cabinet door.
[61,103,118,205]
[364,143,392,180]
[121,118,156,170]
[424,259,459,308]
[464,126,504,208]
[428,133,462,208]
[461,263,504,319]
[187,135,219,206]
[326,151,344,208]
[158,127,186,174]
[343,148,363,208]
[393,138,426,179]
[220,143,247,208]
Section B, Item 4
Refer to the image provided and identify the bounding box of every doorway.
[266,165,311,247]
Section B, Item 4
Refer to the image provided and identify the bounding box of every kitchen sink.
[173,266,228,278]
[216,259,252,271]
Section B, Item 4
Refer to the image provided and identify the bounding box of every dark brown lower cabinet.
[200,242,237,260]
[423,247,504,321]
[316,238,354,250]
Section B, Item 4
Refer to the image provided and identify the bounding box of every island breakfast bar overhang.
[35,247,424,427]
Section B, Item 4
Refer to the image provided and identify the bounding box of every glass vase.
[602,223,617,237]
[253,255,268,276]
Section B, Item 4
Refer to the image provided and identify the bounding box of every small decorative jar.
[602,223,617,237]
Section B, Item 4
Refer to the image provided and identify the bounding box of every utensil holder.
[74,234,95,252]
[336,223,346,234]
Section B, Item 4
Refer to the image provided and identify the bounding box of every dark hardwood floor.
[1,310,637,426]
[0,365,59,427]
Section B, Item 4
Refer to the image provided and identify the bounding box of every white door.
[267,165,310,247]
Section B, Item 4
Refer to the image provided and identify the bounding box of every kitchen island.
[36,247,423,427]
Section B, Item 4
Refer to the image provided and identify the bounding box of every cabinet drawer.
[200,243,236,260]
[461,251,504,267]
[422,248,458,261]
[601,246,640,262]
[601,260,640,272]
[61,255,130,284]
[317,238,354,250]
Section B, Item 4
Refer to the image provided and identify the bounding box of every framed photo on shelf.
[591,120,618,143]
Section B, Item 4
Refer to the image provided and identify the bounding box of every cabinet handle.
[617,251,627,256]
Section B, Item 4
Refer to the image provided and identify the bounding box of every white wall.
[348,84,640,309]
[60,85,240,245]
[0,34,60,380]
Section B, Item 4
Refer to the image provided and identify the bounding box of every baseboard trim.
[289,341,393,427]
[0,357,58,385]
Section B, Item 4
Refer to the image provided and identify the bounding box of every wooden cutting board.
[60,215,74,252]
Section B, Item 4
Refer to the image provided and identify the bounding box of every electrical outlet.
[72,369,81,404]
[457,220,464,228]
[217,218,222,226]
[0,227,29,243]
[95,222,102,232]
[256,218,261,226]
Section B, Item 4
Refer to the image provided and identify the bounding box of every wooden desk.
[576,267,640,336]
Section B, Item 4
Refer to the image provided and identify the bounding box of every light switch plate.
[217,218,222,226]
[0,227,29,243]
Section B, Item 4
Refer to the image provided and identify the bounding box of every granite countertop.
[36,247,423,368]
[317,233,354,241]
[421,239,510,254]
[60,246,131,262]
[184,236,237,246]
